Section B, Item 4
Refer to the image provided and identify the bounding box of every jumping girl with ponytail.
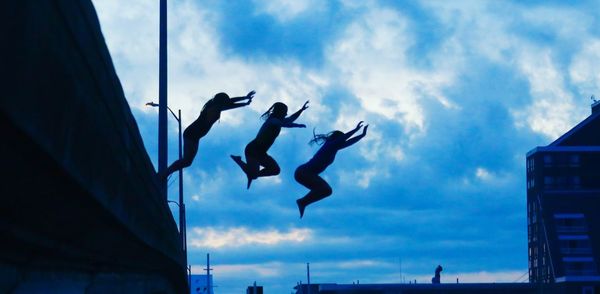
[294,121,368,218]
[231,100,309,189]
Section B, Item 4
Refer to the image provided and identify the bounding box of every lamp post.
[158,0,168,199]
[146,102,187,270]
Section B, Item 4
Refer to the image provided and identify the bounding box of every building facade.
[527,101,600,287]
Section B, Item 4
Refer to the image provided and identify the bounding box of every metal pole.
[206,253,211,294]
[188,265,192,292]
[178,110,186,265]
[158,0,168,198]
[307,263,310,294]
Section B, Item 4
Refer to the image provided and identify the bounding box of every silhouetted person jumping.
[295,121,368,218]
[162,91,255,179]
[231,100,309,189]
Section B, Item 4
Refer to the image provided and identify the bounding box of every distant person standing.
[294,121,368,218]
[162,91,255,179]
[231,100,309,189]
[432,265,443,284]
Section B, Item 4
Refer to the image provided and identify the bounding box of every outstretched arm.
[222,90,255,110]
[339,123,368,149]
[283,100,309,123]
[266,117,306,128]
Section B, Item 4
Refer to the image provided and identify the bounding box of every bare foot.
[231,155,255,189]
[296,199,306,219]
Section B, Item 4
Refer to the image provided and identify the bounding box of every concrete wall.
[0,0,186,292]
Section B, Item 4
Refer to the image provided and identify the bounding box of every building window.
[582,286,594,294]
[563,257,598,276]
[559,237,592,255]
[569,154,580,167]
[555,214,586,233]
[570,176,582,189]
[544,155,553,166]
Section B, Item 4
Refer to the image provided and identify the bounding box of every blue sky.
[92,0,600,293]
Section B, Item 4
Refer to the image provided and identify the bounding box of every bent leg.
[243,145,261,189]
[256,153,280,177]
[165,137,198,177]
[295,167,332,218]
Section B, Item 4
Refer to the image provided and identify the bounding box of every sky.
[91,0,600,293]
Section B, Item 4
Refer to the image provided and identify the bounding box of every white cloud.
[93,0,329,127]
[92,0,159,105]
[570,39,600,98]
[511,48,581,139]
[420,1,593,140]
[252,0,325,22]
[326,6,458,138]
[192,261,289,278]
[338,167,383,189]
[188,226,312,249]
[475,167,491,181]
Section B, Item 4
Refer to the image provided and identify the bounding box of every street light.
[146,101,187,270]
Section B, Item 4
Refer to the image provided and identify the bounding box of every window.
[563,258,597,276]
[559,236,592,255]
[570,176,582,189]
[544,155,553,166]
[569,154,581,167]
[555,214,587,233]
[582,286,594,294]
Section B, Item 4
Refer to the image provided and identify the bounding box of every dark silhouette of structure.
[295,283,536,294]
[295,121,368,218]
[431,265,443,284]
[247,283,264,294]
[232,101,309,188]
[1,1,185,292]
[164,91,254,178]
[526,101,600,288]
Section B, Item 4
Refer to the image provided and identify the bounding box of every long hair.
[309,128,344,146]
[202,92,229,112]
[261,102,287,120]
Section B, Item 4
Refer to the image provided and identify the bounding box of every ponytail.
[309,129,343,146]
[261,105,275,120]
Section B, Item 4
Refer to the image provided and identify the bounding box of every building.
[246,283,264,294]
[526,101,600,288]
[190,274,213,294]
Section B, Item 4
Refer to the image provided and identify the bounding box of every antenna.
[591,95,597,103]
[204,253,213,294]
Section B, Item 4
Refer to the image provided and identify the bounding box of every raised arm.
[339,123,368,149]
[222,90,255,111]
[340,121,364,141]
[283,100,309,123]
[267,117,306,128]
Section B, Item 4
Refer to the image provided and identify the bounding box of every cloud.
[570,39,600,98]
[510,48,578,139]
[210,262,285,278]
[338,167,381,189]
[475,167,492,181]
[326,6,458,136]
[420,1,594,140]
[252,0,325,22]
[189,226,312,249]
